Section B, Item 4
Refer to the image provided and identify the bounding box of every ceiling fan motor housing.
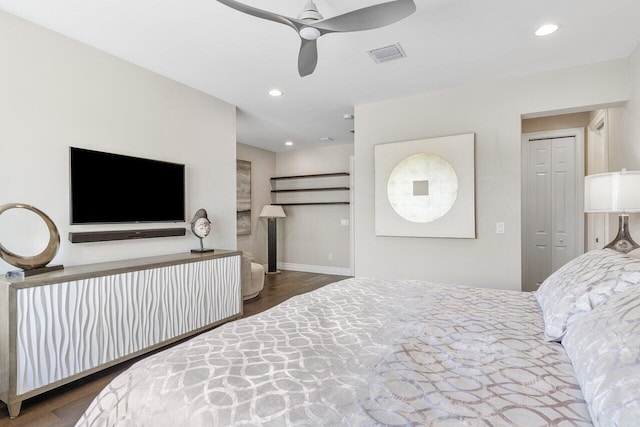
[297,0,324,21]
[299,27,321,40]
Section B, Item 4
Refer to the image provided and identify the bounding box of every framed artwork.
[374,133,475,238]
[237,159,251,235]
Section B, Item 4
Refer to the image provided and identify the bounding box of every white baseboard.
[277,262,352,276]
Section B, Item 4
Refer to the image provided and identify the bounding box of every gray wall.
[354,58,630,291]
[236,143,276,265]
[623,45,640,167]
[0,11,237,275]
[275,144,354,275]
[605,46,640,241]
[522,112,591,134]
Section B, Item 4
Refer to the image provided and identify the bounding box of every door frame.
[586,111,610,249]
[349,155,355,276]
[521,128,585,291]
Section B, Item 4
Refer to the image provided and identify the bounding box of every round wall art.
[386,153,459,223]
[0,203,60,270]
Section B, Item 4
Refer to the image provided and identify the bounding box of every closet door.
[524,135,579,290]
[550,137,577,271]
[527,138,552,290]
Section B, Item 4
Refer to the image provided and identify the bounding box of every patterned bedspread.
[76,278,592,426]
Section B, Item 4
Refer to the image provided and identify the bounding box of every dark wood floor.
[0,270,349,427]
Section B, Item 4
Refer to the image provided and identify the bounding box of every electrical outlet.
[496,222,505,234]
[340,219,349,226]
[328,253,333,261]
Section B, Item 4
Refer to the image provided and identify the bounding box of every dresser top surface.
[0,250,241,289]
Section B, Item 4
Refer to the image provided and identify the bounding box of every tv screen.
[70,147,185,224]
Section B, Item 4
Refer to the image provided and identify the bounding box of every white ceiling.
[1,0,640,152]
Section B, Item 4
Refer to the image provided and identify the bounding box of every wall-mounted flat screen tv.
[70,147,185,224]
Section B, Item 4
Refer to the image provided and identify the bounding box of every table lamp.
[584,169,640,253]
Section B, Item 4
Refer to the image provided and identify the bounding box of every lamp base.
[604,214,639,253]
[191,249,216,254]
[265,270,282,275]
[266,217,280,275]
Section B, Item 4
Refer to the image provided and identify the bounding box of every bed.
[76,249,640,426]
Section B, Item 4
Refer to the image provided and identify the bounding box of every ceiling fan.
[217,0,417,77]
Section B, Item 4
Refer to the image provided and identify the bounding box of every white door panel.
[528,139,552,288]
[552,138,577,271]
[524,132,582,291]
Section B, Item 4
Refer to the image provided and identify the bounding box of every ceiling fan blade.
[298,39,318,77]
[311,0,416,33]
[217,0,301,31]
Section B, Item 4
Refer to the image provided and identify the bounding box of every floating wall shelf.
[270,172,350,206]
[271,187,349,193]
[275,202,350,206]
[271,172,350,181]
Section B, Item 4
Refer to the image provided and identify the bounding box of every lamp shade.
[585,170,640,213]
[259,205,286,218]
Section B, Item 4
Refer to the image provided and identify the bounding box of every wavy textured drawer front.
[14,256,240,395]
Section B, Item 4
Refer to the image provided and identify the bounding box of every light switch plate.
[496,222,505,234]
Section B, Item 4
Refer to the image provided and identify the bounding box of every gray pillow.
[535,249,640,341]
[563,285,640,426]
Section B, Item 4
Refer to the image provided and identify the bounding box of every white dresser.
[0,250,242,418]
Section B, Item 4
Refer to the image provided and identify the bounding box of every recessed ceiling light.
[285,141,294,146]
[535,24,559,37]
[269,89,283,97]
[319,137,334,142]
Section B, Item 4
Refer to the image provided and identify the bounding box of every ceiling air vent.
[367,43,406,64]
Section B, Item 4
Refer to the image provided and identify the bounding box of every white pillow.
[535,249,640,341]
[562,285,640,426]
[628,248,640,259]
